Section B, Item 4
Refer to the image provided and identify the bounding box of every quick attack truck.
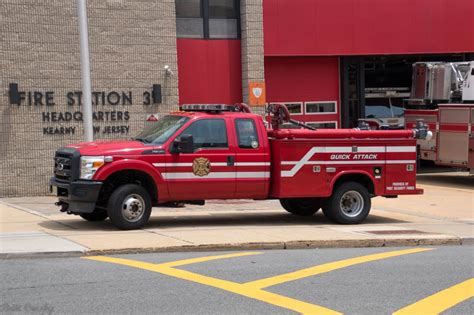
[51,103,431,230]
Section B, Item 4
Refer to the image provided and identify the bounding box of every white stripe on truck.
[153,162,269,167]
[281,146,416,177]
[161,172,269,179]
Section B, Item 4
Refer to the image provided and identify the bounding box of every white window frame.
[282,102,303,115]
[306,121,338,129]
[304,101,338,115]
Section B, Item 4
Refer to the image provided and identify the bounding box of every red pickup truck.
[51,104,430,230]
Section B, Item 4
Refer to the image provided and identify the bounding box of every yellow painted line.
[243,248,434,289]
[83,248,434,314]
[393,278,474,315]
[158,251,263,267]
[84,254,341,315]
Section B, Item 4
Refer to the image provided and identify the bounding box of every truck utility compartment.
[269,131,421,198]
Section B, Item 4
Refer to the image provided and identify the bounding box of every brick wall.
[240,0,265,114]
[0,0,178,197]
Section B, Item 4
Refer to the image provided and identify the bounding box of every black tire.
[79,211,108,222]
[280,198,321,216]
[322,182,371,224]
[107,184,152,230]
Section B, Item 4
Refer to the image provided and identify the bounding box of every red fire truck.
[404,61,474,171]
[51,104,430,230]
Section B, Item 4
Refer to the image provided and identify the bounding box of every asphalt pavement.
[1,245,473,314]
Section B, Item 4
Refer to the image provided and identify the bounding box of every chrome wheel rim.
[122,194,145,222]
[340,190,364,218]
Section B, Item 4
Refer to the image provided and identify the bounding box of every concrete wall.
[0,0,179,196]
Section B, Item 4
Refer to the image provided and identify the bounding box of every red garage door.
[265,56,340,128]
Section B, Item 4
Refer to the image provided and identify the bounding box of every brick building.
[1,0,473,197]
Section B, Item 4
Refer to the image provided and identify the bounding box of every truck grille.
[54,148,80,182]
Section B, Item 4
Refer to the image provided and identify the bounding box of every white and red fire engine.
[404,61,474,172]
[51,103,430,230]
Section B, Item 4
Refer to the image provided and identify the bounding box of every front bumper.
[50,177,103,213]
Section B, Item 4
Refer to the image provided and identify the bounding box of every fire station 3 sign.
[7,83,160,136]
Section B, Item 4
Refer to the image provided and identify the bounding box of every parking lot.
[2,246,473,314]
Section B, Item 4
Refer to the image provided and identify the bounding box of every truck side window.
[235,119,259,149]
[181,119,228,150]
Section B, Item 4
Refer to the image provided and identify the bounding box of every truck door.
[233,118,269,199]
[165,118,236,200]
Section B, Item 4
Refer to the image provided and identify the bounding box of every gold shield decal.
[192,157,211,177]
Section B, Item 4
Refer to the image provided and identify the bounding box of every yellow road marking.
[158,251,263,267]
[393,278,474,315]
[243,248,434,289]
[83,248,434,314]
[84,254,340,314]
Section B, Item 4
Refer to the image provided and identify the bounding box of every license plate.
[50,185,57,196]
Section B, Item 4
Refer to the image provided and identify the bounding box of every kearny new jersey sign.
[8,83,160,136]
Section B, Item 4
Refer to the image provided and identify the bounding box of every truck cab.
[140,109,271,201]
[51,105,270,229]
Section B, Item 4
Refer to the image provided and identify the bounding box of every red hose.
[234,103,251,113]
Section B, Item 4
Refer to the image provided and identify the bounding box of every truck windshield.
[134,115,189,145]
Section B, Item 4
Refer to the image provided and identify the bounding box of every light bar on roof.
[181,104,232,112]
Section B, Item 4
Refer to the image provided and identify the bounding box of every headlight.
[80,156,105,180]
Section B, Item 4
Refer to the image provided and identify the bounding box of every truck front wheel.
[322,182,371,224]
[107,184,152,230]
[280,198,321,216]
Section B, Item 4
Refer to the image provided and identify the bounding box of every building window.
[305,101,337,114]
[281,121,337,129]
[280,123,300,129]
[307,121,338,129]
[176,0,240,39]
[175,0,204,38]
[283,102,303,115]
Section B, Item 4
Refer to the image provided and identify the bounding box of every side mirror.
[172,134,194,153]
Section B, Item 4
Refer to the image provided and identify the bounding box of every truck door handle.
[227,156,235,166]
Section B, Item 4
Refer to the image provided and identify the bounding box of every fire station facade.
[1,0,473,197]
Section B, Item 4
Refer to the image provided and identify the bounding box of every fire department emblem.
[192,157,211,177]
[252,87,263,98]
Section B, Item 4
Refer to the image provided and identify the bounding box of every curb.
[0,251,85,260]
[1,237,463,259]
[460,237,474,245]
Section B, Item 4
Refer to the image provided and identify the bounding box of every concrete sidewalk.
[1,172,472,258]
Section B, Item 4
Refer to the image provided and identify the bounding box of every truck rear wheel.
[107,184,152,230]
[79,211,108,222]
[280,198,321,216]
[322,182,370,224]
